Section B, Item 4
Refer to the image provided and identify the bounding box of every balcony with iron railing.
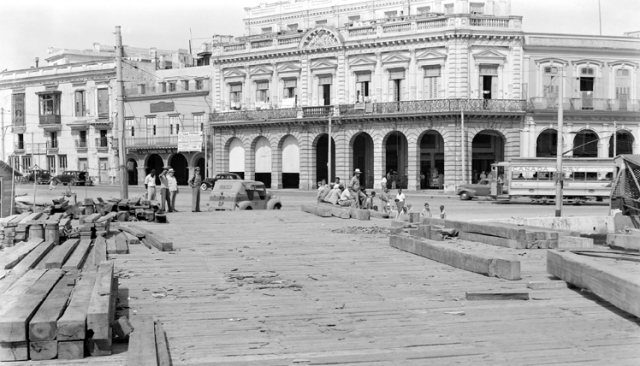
[95,137,109,151]
[210,99,527,123]
[39,114,61,126]
[529,97,640,112]
[125,135,179,148]
[47,140,59,153]
[75,140,88,151]
[14,142,25,153]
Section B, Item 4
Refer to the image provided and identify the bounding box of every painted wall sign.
[150,101,174,113]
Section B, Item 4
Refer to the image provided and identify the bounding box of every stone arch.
[312,132,336,186]
[609,129,635,157]
[417,129,446,188]
[145,154,165,186]
[190,152,205,180]
[536,128,558,157]
[168,153,189,185]
[278,134,301,189]
[471,129,506,177]
[349,132,375,188]
[382,130,409,189]
[573,129,600,158]
[299,26,344,50]
[126,158,138,185]
[226,137,246,178]
[251,136,273,187]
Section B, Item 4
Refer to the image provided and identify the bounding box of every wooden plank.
[120,224,146,239]
[122,231,140,245]
[155,320,171,366]
[390,235,521,280]
[0,341,28,361]
[126,316,157,366]
[144,232,173,252]
[0,270,47,309]
[557,236,594,249]
[460,221,527,241]
[465,292,530,301]
[87,327,112,356]
[115,233,129,254]
[17,212,42,231]
[526,281,569,290]
[459,231,523,249]
[45,238,80,269]
[83,213,102,224]
[0,238,44,269]
[106,237,118,255]
[547,250,640,318]
[368,211,390,219]
[0,269,65,342]
[29,273,78,341]
[29,340,57,360]
[44,213,63,225]
[84,237,107,272]
[87,261,114,342]
[5,213,30,228]
[56,272,98,341]
[62,239,93,270]
[57,340,84,360]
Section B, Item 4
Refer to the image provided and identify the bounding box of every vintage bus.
[488,158,614,203]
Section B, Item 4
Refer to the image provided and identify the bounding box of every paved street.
[13,183,609,221]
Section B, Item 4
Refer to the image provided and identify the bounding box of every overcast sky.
[0,0,637,72]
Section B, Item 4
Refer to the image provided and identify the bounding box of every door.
[99,158,109,184]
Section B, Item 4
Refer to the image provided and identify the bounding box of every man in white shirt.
[339,186,355,207]
[158,167,171,212]
[144,170,157,200]
[167,169,179,212]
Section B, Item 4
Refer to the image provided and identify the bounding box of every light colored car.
[209,180,282,211]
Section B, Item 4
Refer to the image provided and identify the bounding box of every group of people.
[144,166,203,213]
[317,169,449,219]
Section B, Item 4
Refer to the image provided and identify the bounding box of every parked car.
[200,173,242,191]
[23,170,52,185]
[52,170,93,186]
[209,180,282,211]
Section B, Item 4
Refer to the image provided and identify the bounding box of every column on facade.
[527,118,537,157]
[375,52,383,102]
[271,135,282,189]
[271,63,279,108]
[448,37,469,98]
[409,49,417,100]
[334,125,349,186]
[407,135,420,191]
[444,121,460,192]
[244,67,251,109]
[244,135,255,181]
[301,56,309,107]
[299,128,313,190]
[137,165,146,187]
[373,134,384,191]
[337,52,346,105]
[214,65,223,111]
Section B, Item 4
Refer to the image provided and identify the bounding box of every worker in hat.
[158,166,172,212]
[349,168,366,208]
[188,167,202,212]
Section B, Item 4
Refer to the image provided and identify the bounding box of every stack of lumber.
[95,212,117,237]
[126,316,171,366]
[79,213,101,239]
[301,203,371,221]
[120,224,173,251]
[106,233,130,255]
[44,213,63,244]
[2,213,31,247]
[0,261,118,361]
[606,229,640,251]
[421,218,593,250]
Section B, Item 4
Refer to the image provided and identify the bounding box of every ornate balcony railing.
[251,40,273,49]
[348,27,377,37]
[278,37,302,46]
[341,99,527,115]
[303,106,333,117]
[383,23,412,33]
[416,19,447,29]
[529,97,640,112]
[210,108,298,122]
[75,140,88,149]
[39,115,61,125]
[223,43,246,52]
[470,17,509,28]
[24,143,47,155]
[47,140,59,149]
[125,136,179,147]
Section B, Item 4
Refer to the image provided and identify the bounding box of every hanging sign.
[178,132,203,152]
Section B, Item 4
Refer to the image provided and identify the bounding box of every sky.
[0,0,638,72]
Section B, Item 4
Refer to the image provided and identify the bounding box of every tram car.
[490,158,614,203]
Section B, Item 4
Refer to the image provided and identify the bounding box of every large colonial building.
[203,0,639,192]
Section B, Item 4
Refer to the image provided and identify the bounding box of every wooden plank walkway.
[5,210,639,365]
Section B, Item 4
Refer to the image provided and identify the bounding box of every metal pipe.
[555,67,564,217]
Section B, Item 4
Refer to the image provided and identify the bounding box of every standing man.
[158,167,172,212]
[144,169,157,200]
[380,175,387,191]
[188,167,202,212]
[167,169,179,212]
[349,169,365,208]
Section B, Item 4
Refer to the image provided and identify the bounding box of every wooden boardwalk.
[10,210,639,365]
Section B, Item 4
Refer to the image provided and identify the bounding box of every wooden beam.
[106,237,118,255]
[87,261,114,348]
[0,238,44,269]
[547,250,640,318]
[0,269,65,342]
[115,233,129,254]
[29,340,57,361]
[126,316,157,366]
[62,239,92,270]
[44,239,80,269]
[29,272,78,341]
[57,340,84,360]
[459,231,522,249]
[56,272,98,341]
[390,235,521,280]
[155,321,171,366]
[0,341,28,361]
[144,232,173,252]
[465,292,530,301]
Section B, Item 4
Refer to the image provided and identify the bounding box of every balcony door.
[479,65,498,100]
[616,69,630,111]
[318,75,332,106]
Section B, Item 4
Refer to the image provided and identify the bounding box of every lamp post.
[555,67,564,217]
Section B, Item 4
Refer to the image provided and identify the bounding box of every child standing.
[421,203,432,218]
[439,205,446,219]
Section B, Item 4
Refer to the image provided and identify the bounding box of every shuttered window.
[424,65,441,77]
[355,72,371,82]
[389,69,405,80]
[423,66,441,99]
[12,93,25,126]
[75,90,86,117]
[97,89,109,118]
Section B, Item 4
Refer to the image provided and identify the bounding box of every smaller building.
[0,161,19,218]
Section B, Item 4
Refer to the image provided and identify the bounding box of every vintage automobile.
[200,172,242,191]
[52,170,93,186]
[24,170,52,185]
[208,180,282,211]
[456,178,493,200]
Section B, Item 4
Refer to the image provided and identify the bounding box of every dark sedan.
[52,170,93,186]
[200,173,241,191]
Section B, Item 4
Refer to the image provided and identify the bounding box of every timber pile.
[126,316,171,366]
[120,224,173,251]
[420,218,593,250]
[301,203,372,221]
[606,228,640,251]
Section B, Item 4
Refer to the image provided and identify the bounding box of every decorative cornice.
[0,69,115,90]
[124,90,210,102]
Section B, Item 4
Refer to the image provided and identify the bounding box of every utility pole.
[1,107,5,163]
[555,67,564,217]
[461,110,466,185]
[613,120,617,157]
[115,26,128,199]
[328,113,332,184]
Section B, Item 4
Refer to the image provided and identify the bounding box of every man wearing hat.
[349,169,365,209]
[188,167,202,212]
[158,166,173,212]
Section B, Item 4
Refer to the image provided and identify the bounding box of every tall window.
[75,90,86,116]
[230,84,242,110]
[59,155,67,170]
[17,134,24,150]
[389,69,405,102]
[580,67,595,110]
[79,130,87,148]
[12,93,25,126]
[125,119,135,138]
[22,156,31,171]
[99,130,108,147]
[182,80,189,91]
[169,116,179,135]
[50,132,58,149]
[47,155,56,174]
[542,66,559,108]
[195,79,204,90]
[168,82,176,92]
[423,65,441,99]
[194,114,205,133]
[146,117,156,136]
[615,69,631,110]
[39,93,61,116]
[355,72,371,102]
[97,89,109,118]
[160,82,167,93]
[318,75,332,106]
[283,79,297,100]
[78,158,88,171]
[256,81,270,105]
[479,65,498,100]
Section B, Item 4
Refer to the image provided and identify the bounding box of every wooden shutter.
[318,84,324,105]
[478,76,484,98]
[491,76,498,99]
[97,89,109,116]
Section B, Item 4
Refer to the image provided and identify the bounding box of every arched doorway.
[352,133,374,188]
[254,137,272,188]
[146,154,164,185]
[127,159,138,185]
[609,130,634,157]
[195,157,205,180]
[281,135,300,189]
[536,129,557,157]
[316,134,335,185]
[472,130,505,179]
[228,138,245,179]
[419,131,444,189]
[169,154,188,185]
[573,130,599,157]
[385,131,408,189]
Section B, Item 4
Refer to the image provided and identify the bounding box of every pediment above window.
[223,68,247,78]
[473,49,506,65]
[310,58,338,70]
[277,62,301,73]
[382,52,410,64]
[249,65,273,77]
[349,55,376,66]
